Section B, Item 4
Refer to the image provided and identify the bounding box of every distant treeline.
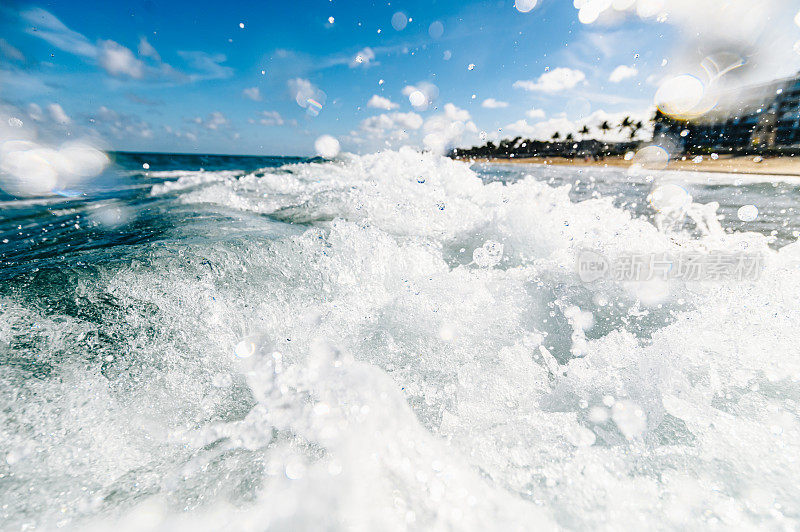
[451,117,647,160]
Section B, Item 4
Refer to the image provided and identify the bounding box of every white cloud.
[178,51,234,81]
[481,98,509,109]
[94,105,154,139]
[526,107,546,119]
[193,111,229,130]
[423,103,478,154]
[0,38,25,62]
[242,87,262,101]
[609,65,638,83]
[346,103,479,152]
[98,40,145,79]
[367,95,399,110]
[20,8,96,57]
[20,8,237,84]
[360,111,423,138]
[27,103,43,121]
[513,68,587,93]
[138,36,160,61]
[350,47,376,68]
[575,1,800,87]
[499,108,653,142]
[47,103,70,125]
[252,111,284,126]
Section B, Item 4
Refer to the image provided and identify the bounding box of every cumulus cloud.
[481,98,509,109]
[500,108,653,143]
[251,111,284,126]
[513,68,587,93]
[350,47,376,68]
[525,107,546,119]
[367,95,399,110]
[98,40,145,79]
[422,103,479,154]
[242,87,262,101]
[93,105,153,139]
[359,111,424,139]
[192,111,229,130]
[609,65,638,83]
[346,102,479,153]
[47,103,70,125]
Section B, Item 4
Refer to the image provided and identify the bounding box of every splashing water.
[2,149,800,530]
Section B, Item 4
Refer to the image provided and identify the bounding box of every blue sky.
[1,0,798,155]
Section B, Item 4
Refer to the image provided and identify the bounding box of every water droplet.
[514,0,538,13]
[428,21,444,39]
[391,12,408,31]
[285,461,306,480]
[314,135,340,158]
[235,340,256,358]
[737,204,758,222]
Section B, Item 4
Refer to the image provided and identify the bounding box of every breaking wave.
[2,149,800,530]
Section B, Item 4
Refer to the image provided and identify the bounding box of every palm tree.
[551,131,561,142]
[599,121,612,137]
[579,125,590,139]
[627,121,644,141]
[565,133,574,142]
[618,116,633,133]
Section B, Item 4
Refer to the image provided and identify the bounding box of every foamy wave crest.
[2,149,800,530]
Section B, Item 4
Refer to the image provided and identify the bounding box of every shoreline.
[461,155,800,177]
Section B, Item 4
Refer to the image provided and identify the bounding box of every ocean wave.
[1,149,799,530]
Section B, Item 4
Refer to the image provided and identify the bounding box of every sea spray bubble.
[514,0,538,13]
[738,204,759,222]
[472,240,504,267]
[314,135,340,159]
[89,201,133,229]
[0,140,108,197]
[235,339,257,358]
[611,400,647,440]
[648,183,692,232]
[391,12,408,31]
[632,145,670,170]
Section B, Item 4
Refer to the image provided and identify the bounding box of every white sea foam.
[2,149,799,530]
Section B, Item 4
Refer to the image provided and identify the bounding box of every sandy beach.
[462,154,800,177]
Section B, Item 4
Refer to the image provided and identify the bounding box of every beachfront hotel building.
[653,72,800,153]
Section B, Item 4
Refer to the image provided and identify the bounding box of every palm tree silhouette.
[551,131,561,142]
[579,125,590,139]
[618,116,633,132]
[599,121,612,137]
